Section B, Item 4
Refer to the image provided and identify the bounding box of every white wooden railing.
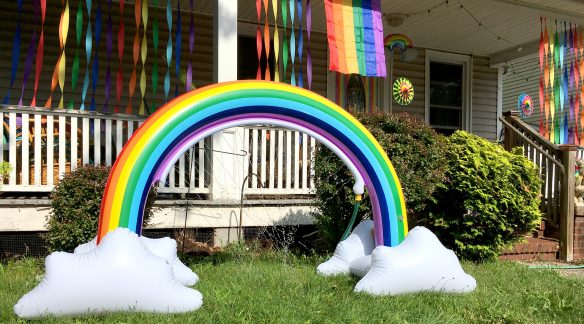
[1,106,315,197]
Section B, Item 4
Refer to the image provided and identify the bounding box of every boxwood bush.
[421,131,542,261]
[45,165,156,252]
[313,112,448,250]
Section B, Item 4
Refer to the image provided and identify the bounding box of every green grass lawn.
[1,246,583,323]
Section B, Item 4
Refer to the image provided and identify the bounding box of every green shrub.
[0,161,12,182]
[45,165,156,252]
[313,112,448,250]
[422,131,542,261]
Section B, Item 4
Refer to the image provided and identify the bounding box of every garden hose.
[341,194,362,241]
[528,265,584,269]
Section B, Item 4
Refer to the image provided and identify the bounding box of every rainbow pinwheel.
[393,77,414,105]
[518,92,534,117]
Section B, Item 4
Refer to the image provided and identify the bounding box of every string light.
[386,0,521,47]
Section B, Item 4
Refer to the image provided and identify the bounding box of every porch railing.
[501,111,576,260]
[1,106,315,197]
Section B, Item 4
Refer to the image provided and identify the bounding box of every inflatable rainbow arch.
[97,81,408,247]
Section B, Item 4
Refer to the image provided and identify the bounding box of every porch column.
[210,0,245,201]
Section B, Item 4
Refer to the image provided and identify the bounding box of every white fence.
[0,106,315,197]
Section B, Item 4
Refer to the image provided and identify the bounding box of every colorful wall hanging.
[517,92,533,118]
[539,18,584,145]
[393,77,414,106]
[324,0,386,77]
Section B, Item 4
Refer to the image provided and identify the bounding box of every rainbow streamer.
[151,0,159,109]
[104,0,112,111]
[297,0,303,87]
[97,81,408,247]
[174,0,181,97]
[81,0,92,111]
[306,0,312,89]
[69,0,83,109]
[324,0,386,77]
[115,0,125,113]
[164,0,172,101]
[263,0,271,81]
[290,0,296,85]
[31,0,46,107]
[127,0,141,113]
[281,0,288,82]
[19,0,39,106]
[45,0,69,108]
[139,0,148,115]
[4,0,23,104]
[90,1,102,111]
[272,0,279,82]
[256,0,262,80]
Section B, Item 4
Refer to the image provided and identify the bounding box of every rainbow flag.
[324,0,386,77]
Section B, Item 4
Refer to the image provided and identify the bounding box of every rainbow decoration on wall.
[518,92,533,118]
[384,34,413,53]
[97,81,407,247]
[324,0,386,77]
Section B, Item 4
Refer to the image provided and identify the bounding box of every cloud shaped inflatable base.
[14,228,203,318]
[317,221,477,295]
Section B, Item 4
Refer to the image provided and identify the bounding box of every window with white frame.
[425,51,471,135]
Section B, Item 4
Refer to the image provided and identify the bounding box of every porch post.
[502,111,520,151]
[559,145,576,261]
[210,0,245,201]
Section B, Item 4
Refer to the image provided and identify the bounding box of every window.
[238,36,275,80]
[425,51,471,135]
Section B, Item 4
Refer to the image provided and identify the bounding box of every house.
[1,0,582,258]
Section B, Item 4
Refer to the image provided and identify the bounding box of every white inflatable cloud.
[318,223,477,296]
[316,220,375,275]
[14,228,203,318]
[74,235,198,286]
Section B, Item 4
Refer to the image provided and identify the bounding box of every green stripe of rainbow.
[97,81,408,246]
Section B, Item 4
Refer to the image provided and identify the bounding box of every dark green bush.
[313,112,449,250]
[421,131,542,261]
[45,165,156,252]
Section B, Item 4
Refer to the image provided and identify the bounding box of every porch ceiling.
[194,0,584,66]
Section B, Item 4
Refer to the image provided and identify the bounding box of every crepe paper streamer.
[3,0,23,105]
[272,0,279,82]
[307,0,312,89]
[151,0,159,108]
[564,114,569,144]
[324,0,386,77]
[31,0,47,107]
[186,0,194,92]
[578,93,582,143]
[174,0,181,97]
[543,18,549,58]
[263,0,271,81]
[69,0,83,109]
[384,34,414,53]
[45,0,69,108]
[19,0,40,106]
[539,77,544,135]
[139,0,148,115]
[554,23,559,69]
[393,77,414,106]
[539,18,544,72]
[104,0,113,112]
[127,0,141,114]
[80,0,93,111]
[254,0,261,80]
[571,95,577,144]
[290,0,296,85]
[90,1,102,112]
[96,81,408,248]
[164,0,172,102]
[570,62,575,92]
[296,0,304,87]
[281,0,288,82]
[116,0,125,113]
[550,95,555,143]
[560,23,565,70]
